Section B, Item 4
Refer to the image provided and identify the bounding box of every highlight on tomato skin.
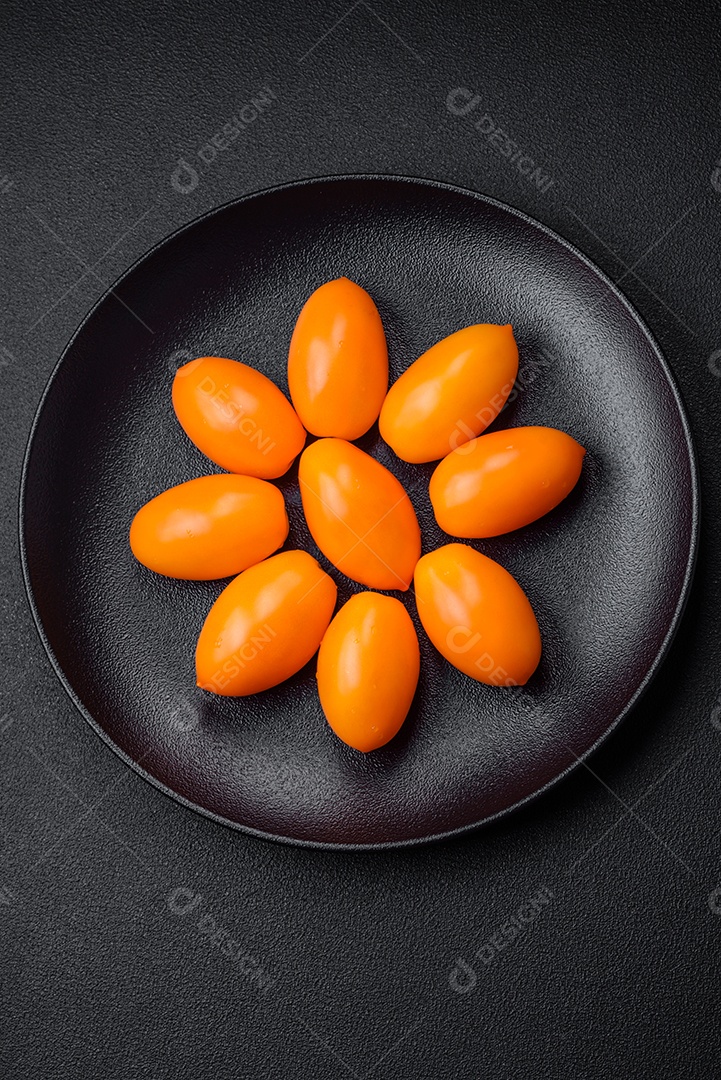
[413,543,541,687]
[288,277,389,440]
[129,474,289,580]
[429,426,586,538]
[379,323,519,464]
[317,592,420,753]
[172,356,306,479]
[195,550,337,697]
[298,438,421,591]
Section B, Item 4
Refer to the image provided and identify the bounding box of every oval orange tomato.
[129,474,288,580]
[430,426,586,538]
[195,550,337,696]
[172,356,306,479]
[317,592,420,752]
[379,324,519,463]
[288,277,388,439]
[414,543,541,686]
[299,438,421,591]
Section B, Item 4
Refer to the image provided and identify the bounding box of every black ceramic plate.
[20,176,698,848]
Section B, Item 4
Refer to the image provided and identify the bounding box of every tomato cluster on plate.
[130,278,585,752]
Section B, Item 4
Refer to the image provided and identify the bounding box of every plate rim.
[18,172,701,850]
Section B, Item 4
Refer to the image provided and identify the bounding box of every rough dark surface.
[2,1,720,1076]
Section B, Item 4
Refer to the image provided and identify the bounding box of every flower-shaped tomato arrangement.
[130,278,585,752]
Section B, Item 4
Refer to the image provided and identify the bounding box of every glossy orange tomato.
[299,438,421,591]
[196,550,337,696]
[288,277,388,439]
[414,543,541,686]
[379,324,519,463]
[172,356,306,479]
[129,474,288,580]
[430,426,586,538]
[317,592,420,752]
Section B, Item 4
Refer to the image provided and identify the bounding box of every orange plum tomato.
[414,543,541,686]
[298,438,421,591]
[288,277,388,439]
[317,592,420,752]
[172,356,305,479]
[195,550,337,696]
[129,474,289,580]
[430,426,586,538]
[379,324,519,463]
